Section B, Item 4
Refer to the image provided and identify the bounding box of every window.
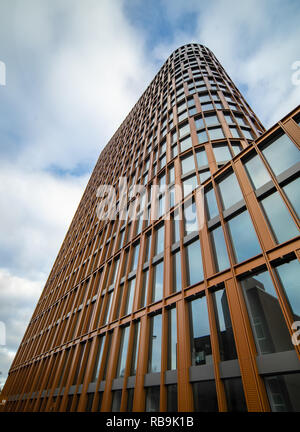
[148,314,162,373]
[240,269,293,354]
[181,153,195,175]
[227,210,261,263]
[261,133,300,176]
[282,177,300,218]
[130,243,140,271]
[168,308,177,370]
[260,191,299,244]
[265,373,300,412]
[124,278,135,315]
[180,135,192,152]
[152,261,164,302]
[218,171,243,210]
[172,213,180,243]
[179,122,190,137]
[196,148,208,168]
[210,225,230,272]
[189,296,212,365]
[116,326,130,377]
[130,321,140,376]
[231,141,243,156]
[205,114,219,126]
[145,387,160,412]
[154,224,164,255]
[111,390,122,412]
[208,127,224,140]
[192,381,218,412]
[205,187,219,220]
[212,289,237,360]
[167,384,178,412]
[274,259,300,321]
[172,251,182,292]
[244,153,272,190]
[224,378,247,412]
[197,130,208,144]
[183,175,198,197]
[213,143,232,163]
[185,239,204,286]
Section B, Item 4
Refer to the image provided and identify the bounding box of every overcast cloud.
[0,0,299,387]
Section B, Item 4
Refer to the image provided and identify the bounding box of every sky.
[0,0,299,388]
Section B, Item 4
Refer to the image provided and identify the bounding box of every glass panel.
[179,123,190,137]
[260,192,299,244]
[167,384,178,412]
[265,373,300,412]
[130,243,140,271]
[180,135,192,152]
[172,251,182,292]
[231,142,243,156]
[282,177,300,218]
[240,270,293,354]
[148,314,162,373]
[140,270,148,308]
[181,153,195,175]
[189,296,212,365]
[205,114,219,126]
[199,169,211,183]
[205,188,219,220]
[126,389,134,412]
[198,130,208,144]
[145,387,160,412]
[262,133,300,176]
[227,210,261,263]
[244,153,272,190]
[124,278,135,315]
[172,214,180,243]
[130,321,140,376]
[155,225,164,255]
[116,326,130,377]
[183,175,198,197]
[192,381,218,412]
[111,390,122,412]
[224,378,247,412]
[218,171,243,209]
[196,148,208,168]
[152,261,164,302]
[183,201,198,235]
[274,259,300,320]
[195,117,204,130]
[213,289,237,360]
[210,225,230,272]
[208,127,224,140]
[186,240,204,286]
[168,308,177,370]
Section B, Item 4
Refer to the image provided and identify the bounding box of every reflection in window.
[274,259,300,321]
[148,314,162,373]
[183,201,198,234]
[183,175,198,197]
[227,210,261,263]
[205,187,219,220]
[213,144,231,163]
[265,373,300,412]
[240,269,293,354]
[261,133,300,176]
[224,378,247,412]
[145,386,160,412]
[192,381,218,412]
[130,243,140,271]
[172,251,182,292]
[152,261,164,302]
[231,142,243,156]
[185,239,204,286]
[218,171,243,209]
[124,278,135,315]
[208,127,225,141]
[210,225,230,272]
[130,321,140,376]
[167,384,178,412]
[116,326,130,377]
[111,390,122,412]
[189,297,212,366]
[155,225,164,255]
[91,336,105,382]
[168,308,177,370]
[212,289,237,360]
[196,148,208,168]
[282,177,300,219]
[260,191,299,244]
[181,153,195,175]
[244,153,272,190]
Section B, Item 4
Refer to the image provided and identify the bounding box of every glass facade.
[3,44,299,414]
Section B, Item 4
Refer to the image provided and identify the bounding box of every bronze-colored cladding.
[1,44,299,412]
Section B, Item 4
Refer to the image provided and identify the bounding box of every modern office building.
[1,44,300,412]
